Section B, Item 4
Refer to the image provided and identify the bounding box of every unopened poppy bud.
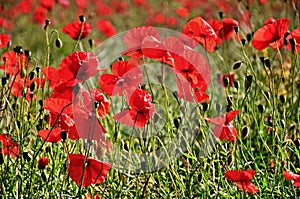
[7,40,11,47]
[223,76,229,87]
[289,123,296,131]
[55,38,63,48]
[118,57,124,61]
[264,58,271,68]
[24,50,31,58]
[280,120,285,129]
[201,102,208,112]
[174,117,181,129]
[233,61,242,70]
[41,171,47,181]
[245,75,253,91]
[218,11,224,19]
[29,71,35,80]
[23,152,31,162]
[157,75,163,84]
[60,130,68,141]
[45,146,51,153]
[13,46,23,54]
[38,157,49,169]
[259,57,265,65]
[88,39,94,48]
[44,19,50,30]
[289,38,296,52]
[1,77,8,86]
[258,104,264,114]
[172,91,179,101]
[244,105,248,113]
[283,32,290,45]
[216,103,222,112]
[197,173,202,182]
[264,91,270,99]
[29,82,36,92]
[0,153,3,165]
[242,126,249,139]
[241,39,246,46]
[79,15,85,22]
[234,26,239,34]
[246,33,252,42]
[227,153,234,165]
[234,81,239,90]
[227,96,233,106]
[36,67,41,74]
[279,95,286,104]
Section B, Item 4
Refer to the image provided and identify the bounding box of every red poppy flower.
[0,34,10,48]
[87,193,100,199]
[89,88,110,118]
[58,51,100,86]
[75,0,87,9]
[98,60,142,96]
[166,16,178,27]
[220,18,239,40]
[67,154,111,187]
[10,74,45,101]
[252,18,289,50]
[114,89,155,128]
[38,157,49,169]
[141,36,184,65]
[182,17,218,52]
[0,51,28,75]
[96,1,113,16]
[123,26,160,58]
[173,47,210,102]
[33,6,49,24]
[57,0,69,8]
[39,0,54,10]
[0,134,19,158]
[225,170,258,194]
[38,128,63,143]
[62,21,92,40]
[283,170,300,187]
[176,7,189,18]
[287,26,300,53]
[264,17,275,25]
[205,110,240,141]
[97,19,116,37]
[43,97,79,140]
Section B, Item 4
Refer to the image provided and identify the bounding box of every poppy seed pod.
[79,15,85,23]
[289,38,296,52]
[258,104,264,114]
